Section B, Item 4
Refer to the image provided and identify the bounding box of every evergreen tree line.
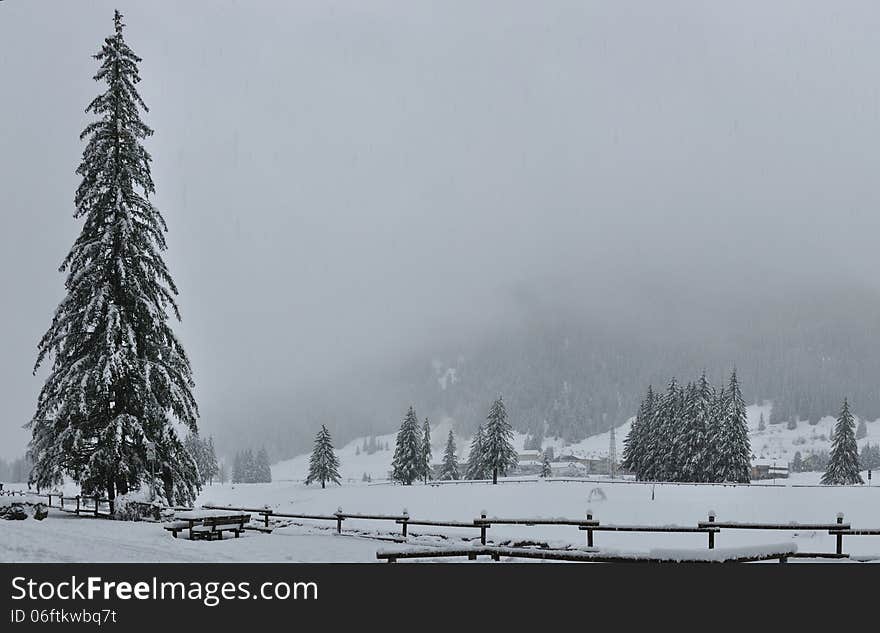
[621,370,752,483]
[356,436,389,456]
[858,444,880,471]
[231,448,272,483]
[183,434,219,486]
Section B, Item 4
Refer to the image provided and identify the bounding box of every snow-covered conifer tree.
[420,418,432,483]
[391,406,421,485]
[481,396,518,484]
[622,385,655,479]
[821,399,864,485]
[304,425,341,488]
[439,430,460,480]
[717,369,751,483]
[464,425,486,480]
[644,379,681,482]
[29,11,198,506]
[255,447,272,483]
[540,451,552,478]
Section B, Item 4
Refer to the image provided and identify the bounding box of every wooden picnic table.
[166,510,252,539]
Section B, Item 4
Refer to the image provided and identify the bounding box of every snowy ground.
[4,474,880,562]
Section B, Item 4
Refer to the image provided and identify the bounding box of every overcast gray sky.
[3,1,880,459]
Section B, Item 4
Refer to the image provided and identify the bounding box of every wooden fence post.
[480,511,487,545]
[264,508,272,528]
[336,507,343,534]
[61,496,64,510]
[401,508,409,537]
[48,493,52,507]
[836,513,844,555]
[708,510,716,549]
[75,496,81,515]
[586,509,594,548]
[94,494,100,517]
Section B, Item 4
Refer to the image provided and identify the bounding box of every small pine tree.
[787,418,798,431]
[482,396,518,484]
[758,412,766,432]
[420,418,432,483]
[439,430,460,481]
[305,425,341,488]
[791,451,803,473]
[821,399,864,485]
[856,418,868,440]
[465,425,486,480]
[391,407,422,485]
[540,451,552,478]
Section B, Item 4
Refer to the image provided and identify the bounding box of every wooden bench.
[189,514,251,541]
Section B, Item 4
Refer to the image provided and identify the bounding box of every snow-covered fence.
[578,523,720,549]
[474,513,600,545]
[697,511,851,557]
[54,494,114,518]
[191,501,880,559]
[375,543,798,564]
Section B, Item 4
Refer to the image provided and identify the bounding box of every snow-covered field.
[4,473,880,562]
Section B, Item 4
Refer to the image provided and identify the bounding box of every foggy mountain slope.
[208,280,880,462]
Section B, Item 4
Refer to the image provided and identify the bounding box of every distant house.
[517,450,541,464]
[750,459,789,480]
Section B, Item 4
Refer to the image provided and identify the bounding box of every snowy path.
[0,513,378,563]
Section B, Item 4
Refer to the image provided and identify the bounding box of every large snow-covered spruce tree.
[821,399,864,485]
[391,406,422,484]
[482,396,518,484]
[439,430,460,480]
[305,426,341,488]
[29,11,199,506]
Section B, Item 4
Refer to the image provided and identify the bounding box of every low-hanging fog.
[2,1,880,462]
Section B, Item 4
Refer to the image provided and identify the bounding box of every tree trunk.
[493,467,498,485]
[105,477,116,504]
[162,469,174,505]
[321,480,325,489]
